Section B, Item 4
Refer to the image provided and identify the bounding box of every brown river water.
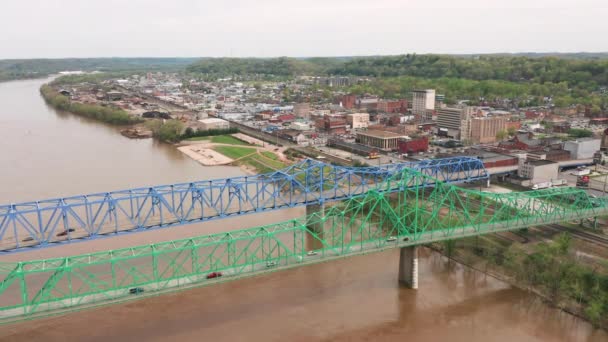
[0,78,605,341]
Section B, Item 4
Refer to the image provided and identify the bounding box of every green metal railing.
[1,168,606,320]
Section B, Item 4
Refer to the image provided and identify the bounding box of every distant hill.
[3,53,608,86]
[0,57,199,81]
[471,52,608,60]
[184,54,608,89]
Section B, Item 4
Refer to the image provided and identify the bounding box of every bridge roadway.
[0,157,488,252]
[0,166,606,320]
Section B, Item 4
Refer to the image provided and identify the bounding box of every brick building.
[397,136,429,154]
[316,115,348,135]
[378,100,408,113]
[340,95,356,109]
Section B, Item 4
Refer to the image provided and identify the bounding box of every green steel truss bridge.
[0,166,606,321]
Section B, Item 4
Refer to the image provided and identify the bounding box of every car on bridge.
[129,287,144,295]
[56,228,76,237]
[206,272,222,279]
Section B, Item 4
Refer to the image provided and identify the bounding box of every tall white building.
[412,89,436,122]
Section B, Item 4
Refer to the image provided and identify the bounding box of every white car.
[386,236,397,242]
[307,251,318,256]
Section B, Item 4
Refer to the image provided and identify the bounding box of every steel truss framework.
[0,157,487,252]
[0,167,605,319]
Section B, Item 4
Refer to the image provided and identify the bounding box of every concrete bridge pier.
[398,246,418,289]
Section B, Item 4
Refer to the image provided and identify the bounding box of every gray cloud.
[0,0,606,58]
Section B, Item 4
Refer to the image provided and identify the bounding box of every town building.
[218,112,249,121]
[527,149,571,162]
[377,99,408,113]
[290,121,312,131]
[412,89,435,121]
[467,148,519,169]
[198,118,230,130]
[106,91,125,101]
[436,106,474,140]
[356,130,407,150]
[340,95,356,109]
[357,97,379,111]
[397,136,429,155]
[278,130,307,144]
[602,128,608,150]
[311,109,331,117]
[470,117,507,144]
[314,76,352,87]
[346,113,370,129]
[316,115,348,135]
[518,159,559,183]
[327,139,379,158]
[294,103,311,119]
[563,138,601,159]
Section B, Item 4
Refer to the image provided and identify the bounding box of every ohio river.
[0,78,605,341]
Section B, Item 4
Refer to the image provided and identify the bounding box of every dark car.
[206,272,222,279]
[129,287,145,294]
[56,228,76,237]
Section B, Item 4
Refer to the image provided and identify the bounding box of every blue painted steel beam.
[0,157,488,253]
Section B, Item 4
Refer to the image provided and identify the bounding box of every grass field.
[212,145,256,159]
[211,135,249,145]
[261,151,279,160]
[184,135,248,144]
[195,134,290,173]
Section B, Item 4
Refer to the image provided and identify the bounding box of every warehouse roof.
[356,130,406,139]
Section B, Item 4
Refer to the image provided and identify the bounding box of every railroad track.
[546,224,608,248]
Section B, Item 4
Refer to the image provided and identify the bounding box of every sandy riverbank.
[177,144,233,166]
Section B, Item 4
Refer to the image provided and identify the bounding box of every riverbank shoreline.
[429,243,608,331]
[40,84,142,125]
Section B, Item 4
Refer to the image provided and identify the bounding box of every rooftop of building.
[198,118,228,123]
[567,137,600,143]
[525,159,557,166]
[356,130,407,139]
[462,148,517,164]
[327,139,377,153]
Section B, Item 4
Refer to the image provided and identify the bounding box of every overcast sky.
[1,0,606,59]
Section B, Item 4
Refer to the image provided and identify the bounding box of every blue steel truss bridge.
[0,157,488,252]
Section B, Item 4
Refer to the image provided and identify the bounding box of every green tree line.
[457,233,608,328]
[345,76,607,108]
[40,85,142,125]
